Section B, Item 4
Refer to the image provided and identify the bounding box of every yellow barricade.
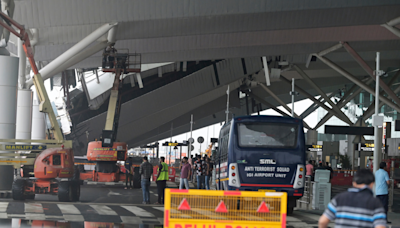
[164,189,287,228]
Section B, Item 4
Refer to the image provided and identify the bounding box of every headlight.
[297,181,302,186]
[232,179,236,184]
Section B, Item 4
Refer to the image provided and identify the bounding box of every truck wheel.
[58,181,72,202]
[71,182,80,202]
[73,166,80,181]
[12,179,26,201]
[26,194,35,200]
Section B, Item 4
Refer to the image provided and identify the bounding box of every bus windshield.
[237,122,298,148]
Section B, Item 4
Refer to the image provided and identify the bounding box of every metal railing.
[297,176,313,210]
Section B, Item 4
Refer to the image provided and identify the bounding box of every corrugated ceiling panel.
[180,66,215,96]
[118,80,242,140]
[12,0,400,29]
[116,64,215,127]
[216,58,243,85]
[245,57,263,75]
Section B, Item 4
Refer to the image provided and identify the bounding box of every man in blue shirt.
[319,169,386,228]
[375,162,390,223]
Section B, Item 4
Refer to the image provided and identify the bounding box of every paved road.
[34,183,170,204]
[5,183,399,228]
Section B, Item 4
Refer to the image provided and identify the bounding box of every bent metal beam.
[313,54,400,113]
[247,92,311,130]
[342,42,400,106]
[257,82,311,129]
[25,22,118,88]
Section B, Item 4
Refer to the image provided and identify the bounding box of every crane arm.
[0,11,65,143]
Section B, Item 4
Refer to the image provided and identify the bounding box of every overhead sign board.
[306,145,322,152]
[4,145,47,151]
[355,143,374,151]
[168,143,178,146]
[325,125,374,135]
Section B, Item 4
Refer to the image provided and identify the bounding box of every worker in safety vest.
[155,157,168,204]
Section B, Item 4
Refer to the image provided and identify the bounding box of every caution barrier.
[164,189,287,228]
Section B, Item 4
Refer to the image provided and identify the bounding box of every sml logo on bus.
[259,159,276,164]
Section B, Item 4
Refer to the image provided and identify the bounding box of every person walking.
[194,155,206,189]
[205,157,213,190]
[318,169,386,228]
[155,157,169,205]
[306,160,314,177]
[124,157,133,189]
[192,154,198,184]
[139,156,153,204]
[188,155,193,182]
[325,162,333,180]
[375,162,391,224]
[179,157,191,190]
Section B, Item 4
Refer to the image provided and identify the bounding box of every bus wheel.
[287,206,294,215]
[287,197,296,215]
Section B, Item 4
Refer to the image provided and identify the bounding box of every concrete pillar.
[0,55,19,190]
[306,130,318,145]
[16,90,33,140]
[31,93,46,141]
[347,135,356,170]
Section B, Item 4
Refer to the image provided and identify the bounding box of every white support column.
[0,55,19,190]
[17,38,26,89]
[15,89,33,141]
[136,73,143,88]
[31,92,46,141]
[262,56,271,86]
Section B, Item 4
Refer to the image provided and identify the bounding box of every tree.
[339,154,351,169]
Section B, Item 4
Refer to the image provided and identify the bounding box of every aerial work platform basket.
[164,189,287,228]
[102,47,141,73]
